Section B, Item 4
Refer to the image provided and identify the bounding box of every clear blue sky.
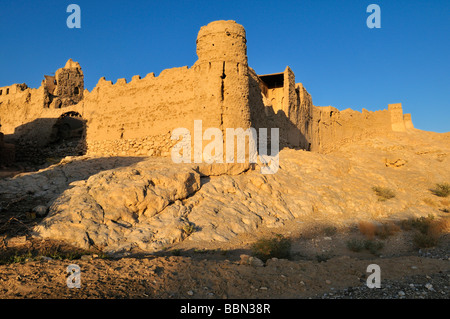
[1,0,448,132]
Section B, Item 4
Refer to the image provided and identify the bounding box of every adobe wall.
[0,131,15,165]
[249,67,310,150]
[404,113,414,130]
[0,86,84,145]
[84,20,252,159]
[83,67,205,157]
[248,65,400,154]
[47,59,84,109]
[388,103,407,132]
[309,106,393,153]
[0,20,417,163]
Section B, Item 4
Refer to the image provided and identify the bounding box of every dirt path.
[1,215,448,300]
[0,252,448,299]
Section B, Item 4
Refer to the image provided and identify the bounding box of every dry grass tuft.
[375,222,401,239]
[372,186,396,201]
[358,221,400,240]
[430,183,450,198]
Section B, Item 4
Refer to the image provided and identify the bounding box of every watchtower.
[195,20,251,131]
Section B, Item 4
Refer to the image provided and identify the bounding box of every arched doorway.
[49,111,87,156]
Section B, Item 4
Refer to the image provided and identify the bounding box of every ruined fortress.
[0,20,415,165]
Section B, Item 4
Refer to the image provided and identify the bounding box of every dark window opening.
[74,87,80,95]
[6,88,9,95]
[259,73,284,89]
[0,90,2,96]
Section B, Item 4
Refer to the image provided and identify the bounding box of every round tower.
[195,20,251,134]
[193,21,253,165]
[196,20,248,67]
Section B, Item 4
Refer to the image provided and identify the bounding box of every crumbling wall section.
[43,59,84,109]
[388,103,407,132]
[309,106,393,153]
[294,83,314,150]
[403,113,414,130]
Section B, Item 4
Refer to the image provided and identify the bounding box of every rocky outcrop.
[1,130,443,254]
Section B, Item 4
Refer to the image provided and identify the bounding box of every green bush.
[182,224,196,236]
[413,232,439,248]
[251,234,291,262]
[346,239,366,252]
[346,239,384,254]
[363,240,384,254]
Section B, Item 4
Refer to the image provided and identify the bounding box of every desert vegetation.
[251,234,292,262]
[430,183,450,198]
[372,186,396,201]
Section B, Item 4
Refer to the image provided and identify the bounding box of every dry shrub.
[372,186,396,201]
[430,183,450,197]
[358,221,376,240]
[430,217,450,234]
[346,239,365,252]
[346,238,384,254]
[364,240,384,254]
[413,232,439,248]
[408,215,450,248]
[375,222,401,239]
[359,221,400,240]
[322,225,338,236]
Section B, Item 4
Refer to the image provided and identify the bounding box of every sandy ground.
[0,130,449,299]
[0,215,448,299]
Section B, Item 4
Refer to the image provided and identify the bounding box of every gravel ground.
[316,247,449,299]
[315,271,449,299]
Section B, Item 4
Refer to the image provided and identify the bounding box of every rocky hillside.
[0,129,448,255]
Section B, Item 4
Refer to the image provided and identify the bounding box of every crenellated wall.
[83,20,252,158]
[0,20,416,163]
[308,106,393,153]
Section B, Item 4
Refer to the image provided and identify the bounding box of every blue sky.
[0,0,448,132]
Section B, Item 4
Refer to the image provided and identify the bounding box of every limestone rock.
[249,257,265,267]
[32,205,48,217]
[384,158,407,168]
[0,129,444,255]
